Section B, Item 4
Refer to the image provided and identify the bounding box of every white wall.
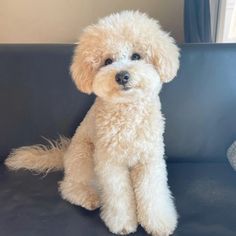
[0,0,184,43]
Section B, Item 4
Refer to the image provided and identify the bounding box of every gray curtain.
[184,0,214,43]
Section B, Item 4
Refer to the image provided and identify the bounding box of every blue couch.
[0,44,236,236]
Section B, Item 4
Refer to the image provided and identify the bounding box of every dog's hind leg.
[59,129,100,211]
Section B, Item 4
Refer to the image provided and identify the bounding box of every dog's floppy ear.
[70,45,93,94]
[150,23,180,83]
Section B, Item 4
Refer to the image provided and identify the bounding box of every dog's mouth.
[120,85,132,91]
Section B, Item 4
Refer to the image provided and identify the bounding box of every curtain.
[229,2,236,41]
[184,0,213,43]
[209,0,221,42]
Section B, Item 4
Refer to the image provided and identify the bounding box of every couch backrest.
[0,44,94,162]
[0,44,235,162]
[162,44,236,162]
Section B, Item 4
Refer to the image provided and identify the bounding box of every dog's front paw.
[116,223,137,235]
[143,221,176,236]
[140,211,177,236]
[105,220,137,235]
[101,208,137,235]
[59,180,100,210]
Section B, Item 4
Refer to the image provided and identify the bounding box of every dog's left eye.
[131,53,141,60]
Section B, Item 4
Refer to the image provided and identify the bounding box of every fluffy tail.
[5,136,70,173]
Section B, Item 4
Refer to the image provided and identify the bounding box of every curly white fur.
[5,11,180,236]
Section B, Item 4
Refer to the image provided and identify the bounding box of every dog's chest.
[94,102,164,158]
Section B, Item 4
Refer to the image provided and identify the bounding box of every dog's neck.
[95,95,161,114]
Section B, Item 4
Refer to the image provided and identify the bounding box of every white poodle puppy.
[5,11,180,236]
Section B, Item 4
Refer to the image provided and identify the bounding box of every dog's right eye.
[104,58,113,66]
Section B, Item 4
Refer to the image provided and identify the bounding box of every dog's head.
[71,11,179,102]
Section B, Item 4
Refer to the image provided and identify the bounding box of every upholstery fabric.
[0,44,236,236]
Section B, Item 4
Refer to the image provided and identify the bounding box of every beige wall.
[0,0,184,43]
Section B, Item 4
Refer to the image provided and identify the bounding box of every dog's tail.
[5,136,70,173]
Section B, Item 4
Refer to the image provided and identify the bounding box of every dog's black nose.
[115,71,130,85]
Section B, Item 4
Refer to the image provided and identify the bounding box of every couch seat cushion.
[0,162,236,236]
